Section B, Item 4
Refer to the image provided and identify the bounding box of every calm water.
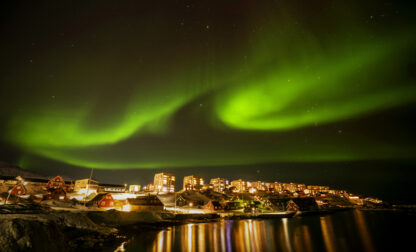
[123,210,415,252]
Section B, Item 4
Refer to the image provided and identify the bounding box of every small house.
[203,200,214,211]
[126,195,164,211]
[11,183,26,196]
[98,183,126,193]
[47,176,65,190]
[202,200,224,211]
[88,193,115,208]
[286,200,300,211]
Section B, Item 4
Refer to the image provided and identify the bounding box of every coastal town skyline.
[1,169,377,212]
[0,163,386,204]
[0,160,414,204]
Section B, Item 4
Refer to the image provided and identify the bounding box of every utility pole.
[4,187,12,204]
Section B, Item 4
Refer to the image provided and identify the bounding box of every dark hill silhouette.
[0,162,47,179]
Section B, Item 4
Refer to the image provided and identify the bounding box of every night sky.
[1,1,415,203]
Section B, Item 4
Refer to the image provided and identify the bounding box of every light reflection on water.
[125,210,415,252]
[320,216,337,252]
[353,210,375,252]
[148,218,322,252]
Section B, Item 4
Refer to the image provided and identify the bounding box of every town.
[0,172,383,216]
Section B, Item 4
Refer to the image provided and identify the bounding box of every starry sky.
[1,0,415,202]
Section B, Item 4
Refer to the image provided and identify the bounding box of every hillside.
[0,162,47,179]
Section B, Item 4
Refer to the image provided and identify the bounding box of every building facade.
[154,173,175,193]
[231,179,247,193]
[265,182,283,193]
[129,185,141,193]
[297,184,306,191]
[98,183,126,193]
[283,183,298,193]
[247,181,265,191]
[183,175,204,191]
[74,179,99,196]
[210,178,229,192]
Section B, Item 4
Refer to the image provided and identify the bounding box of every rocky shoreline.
[0,205,122,252]
[1,203,410,251]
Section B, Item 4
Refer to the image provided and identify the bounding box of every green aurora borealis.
[1,1,415,170]
[216,34,416,131]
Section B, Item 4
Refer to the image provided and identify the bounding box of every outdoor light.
[122,204,131,212]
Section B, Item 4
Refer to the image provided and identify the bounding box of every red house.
[203,200,214,211]
[11,184,26,196]
[46,176,65,190]
[286,200,300,211]
[88,193,115,208]
[99,193,115,208]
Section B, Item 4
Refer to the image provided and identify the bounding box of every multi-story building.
[307,185,330,192]
[74,178,99,196]
[183,175,204,191]
[248,181,265,191]
[297,184,306,191]
[154,173,175,193]
[282,183,298,193]
[265,182,272,192]
[231,179,247,193]
[328,189,346,195]
[304,185,330,195]
[266,182,283,193]
[129,185,141,193]
[210,178,229,193]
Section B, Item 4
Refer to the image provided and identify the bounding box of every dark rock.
[0,211,118,252]
[0,218,66,252]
